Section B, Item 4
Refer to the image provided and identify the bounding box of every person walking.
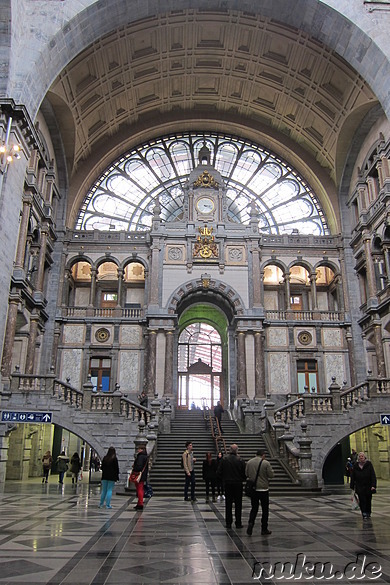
[99,446,120,509]
[131,445,148,510]
[70,452,82,485]
[56,451,69,484]
[214,401,224,434]
[217,444,246,529]
[245,449,274,536]
[350,451,377,519]
[202,452,217,502]
[182,441,196,502]
[42,451,52,483]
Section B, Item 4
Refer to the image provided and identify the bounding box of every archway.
[177,304,229,409]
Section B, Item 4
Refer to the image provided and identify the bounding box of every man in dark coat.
[214,401,224,434]
[350,451,376,519]
[217,444,246,529]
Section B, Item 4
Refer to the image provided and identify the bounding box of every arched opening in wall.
[177,303,229,410]
[5,423,101,485]
[322,422,388,485]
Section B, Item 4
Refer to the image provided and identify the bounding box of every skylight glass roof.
[76,132,329,235]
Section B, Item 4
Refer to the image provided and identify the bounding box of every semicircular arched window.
[76,132,329,235]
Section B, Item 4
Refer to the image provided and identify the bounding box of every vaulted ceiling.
[47,10,379,217]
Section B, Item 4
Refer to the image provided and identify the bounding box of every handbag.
[351,492,359,510]
[129,470,142,484]
[245,460,262,498]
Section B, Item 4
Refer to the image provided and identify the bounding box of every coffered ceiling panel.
[48,10,377,183]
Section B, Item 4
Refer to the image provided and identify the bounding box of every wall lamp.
[0,116,21,174]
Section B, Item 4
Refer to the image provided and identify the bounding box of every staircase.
[149,410,320,497]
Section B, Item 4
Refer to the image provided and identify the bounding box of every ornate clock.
[196,196,215,214]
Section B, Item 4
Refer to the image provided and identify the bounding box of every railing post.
[159,398,172,434]
[328,376,341,411]
[297,421,318,488]
[111,383,122,413]
[252,400,263,434]
[82,375,94,410]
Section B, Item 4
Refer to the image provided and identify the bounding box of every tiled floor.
[0,479,389,584]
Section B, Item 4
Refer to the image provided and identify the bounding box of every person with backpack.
[70,452,82,485]
[56,451,69,484]
[42,450,52,483]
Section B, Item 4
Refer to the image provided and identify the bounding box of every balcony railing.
[63,306,143,319]
[265,310,343,322]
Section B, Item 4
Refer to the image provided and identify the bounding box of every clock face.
[196,197,215,214]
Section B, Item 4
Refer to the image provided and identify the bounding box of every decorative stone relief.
[61,349,82,386]
[166,245,185,262]
[324,354,345,389]
[322,328,342,347]
[119,351,140,392]
[63,325,84,344]
[121,325,142,345]
[95,327,110,343]
[226,246,245,264]
[268,327,288,347]
[297,330,313,346]
[269,353,289,391]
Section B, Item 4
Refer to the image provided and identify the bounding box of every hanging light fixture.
[0,116,21,174]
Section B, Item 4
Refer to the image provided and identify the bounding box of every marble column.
[284,274,291,309]
[25,313,40,374]
[254,330,265,397]
[14,196,32,269]
[236,331,247,398]
[35,225,48,293]
[89,268,97,307]
[1,298,19,377]
[163,330,174,396]
[310,272,318,310]
[374,322,386,377]
[345,329,356,386]
[383,246,390,285]
[145,329,157,396]
[149,244,160,305]
[363,231,377,300]
[117,267,124,307]
[251,248,262,307]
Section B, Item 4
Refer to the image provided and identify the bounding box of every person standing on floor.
[217,444,246,529]
[214,401,224,434]
[132,445,148,510]
[99,446,120,509]
[245,449,274,536]
[56,451,69,484]
[202,452,218,502]
[182,441,197,502]
[70,452,82,485]
[350,451,377,519]
[42,450,52,483]
[215,451,225,500]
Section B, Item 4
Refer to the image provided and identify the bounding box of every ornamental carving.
[297,331,312,346]
[167,246,183,261]
[193,170,219,188]
[228,248,243,262]
[193,226,219,259]
[96,328,110,343]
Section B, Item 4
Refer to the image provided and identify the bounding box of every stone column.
[62,268,71,306]
[335,275,345,312]
[383,246,390,285]
[345,329,357,386]
[144,329,157,396]
[374,322,386,377]
[363,231,377,301]
[1,297,19,378]
[163,330,174,396]
[284,274,291,309]
[34,225,48,293]
[117,267,124,307]
[254,330,265,397]
[149,243,160,305]
[25,313,40,374]
[89,268,97,307]
[14,196,32,270]
[251,248,262,307]
[310,271,318,310]
[236,331,247,398]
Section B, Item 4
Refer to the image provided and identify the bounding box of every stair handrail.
[203,406,227,455]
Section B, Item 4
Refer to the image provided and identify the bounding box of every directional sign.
[380,414,390,425]
[1,411,53,424]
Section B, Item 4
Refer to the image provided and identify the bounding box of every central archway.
[177,304,230,409]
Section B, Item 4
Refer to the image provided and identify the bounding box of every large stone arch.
[11,1,390,122]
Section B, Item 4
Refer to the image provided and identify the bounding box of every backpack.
[144,483,153,498]
[43,457,51,467]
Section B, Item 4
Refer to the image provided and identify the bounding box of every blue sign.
[380,414,390,425]
[1,411,53,423]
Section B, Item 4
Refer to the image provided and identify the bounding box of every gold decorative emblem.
[96,328,110,342]
[193,226,219,259]
[193,170,219,188]
[298,331,312,346]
